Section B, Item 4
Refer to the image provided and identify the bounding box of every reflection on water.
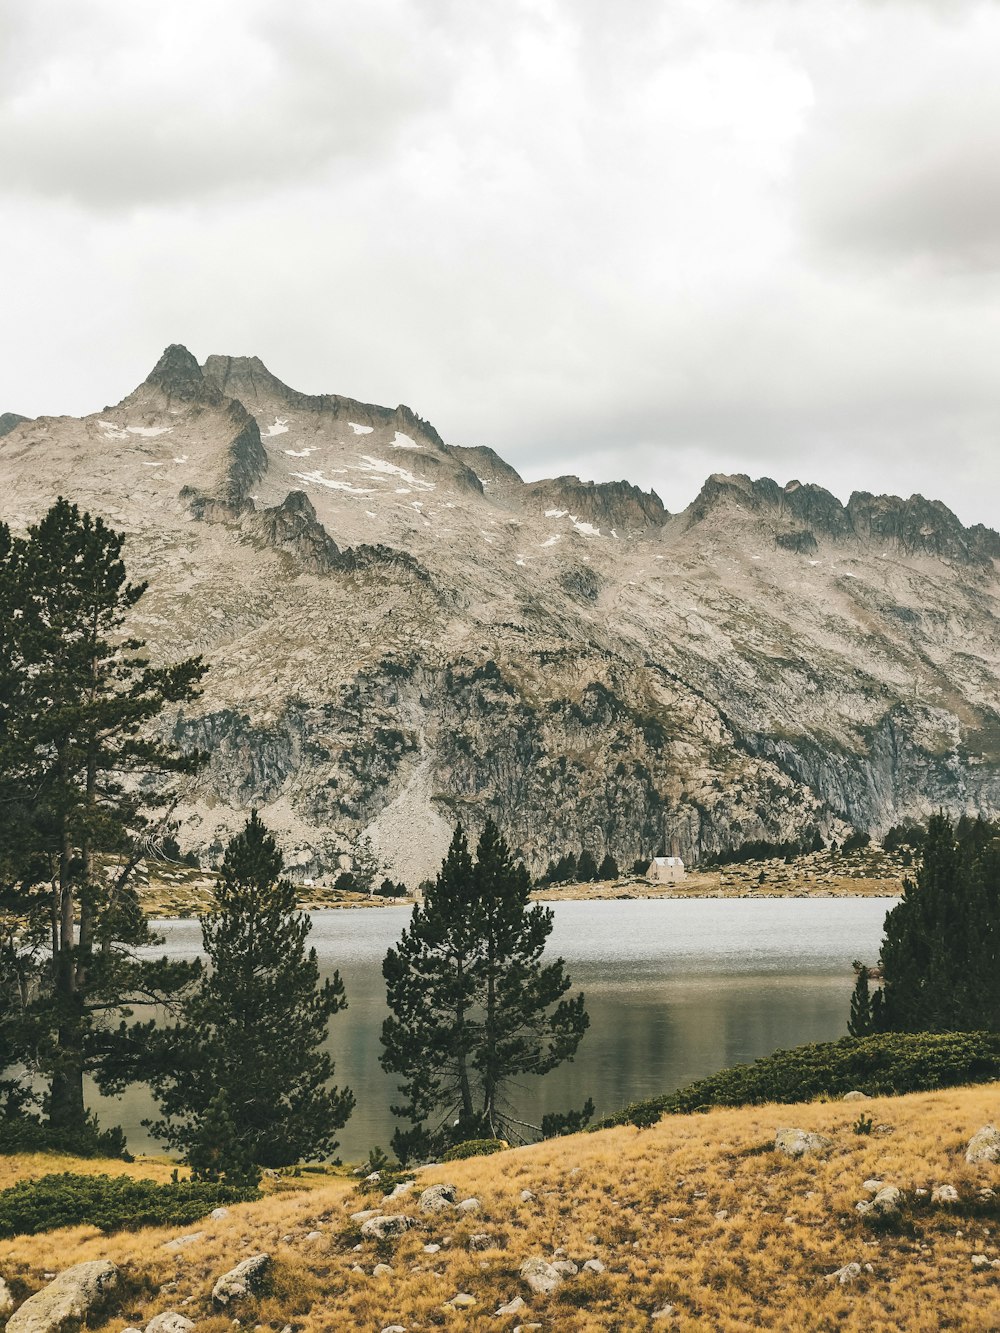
[89,897,893,1160]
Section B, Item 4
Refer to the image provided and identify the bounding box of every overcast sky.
[2,0,1000,525]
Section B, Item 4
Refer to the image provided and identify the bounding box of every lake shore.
[133,846,906,916]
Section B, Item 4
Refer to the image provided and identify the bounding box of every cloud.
[2,0,1000,531]
[0,0,448,207]
[796,5,1000,270]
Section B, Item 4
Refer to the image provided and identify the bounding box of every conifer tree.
[381,820,589,1157]
[577,849,599,883]
[473,821,589,1136]
[598,853,619,882]
[146,813,354,1170]
[0,499,205,1132]
[875,813,1000,1033]
[848,966,874,1037]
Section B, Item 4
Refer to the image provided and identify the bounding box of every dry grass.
[6,1086,1000,1329]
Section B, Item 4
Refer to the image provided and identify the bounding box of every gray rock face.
[145,1314,196,1333]
[0,1278,14,1317]
[774,1128,834,1159]
[520,1257,565,1295]
[211,1253,271,1307]
[8,346,1000,881]
[7,1261,117,1333]
[360,1214,417,1241]
[842,1091,869,1102]
[931,1184,959,1203]
[418,1183,458,1214]
[966,1125,1000,1164]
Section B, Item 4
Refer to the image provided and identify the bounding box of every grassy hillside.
[4,1085,1000,1330]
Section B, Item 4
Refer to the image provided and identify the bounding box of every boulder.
[856,1185,903,1219]
[446,1293,477,1309]
[162,1232,203,1251]
[971,1254,1000,1270]
[774,1128,834,1159]
[826,1262,862,1285]
[583,1258,606,1274]
[552,1259,579,1277]
[418,1184,458,1214]
[457,1197,481,1214]
[932,1184,959,1204]
[842,1091,869,1102]
[210,1207,230,1220]
[0,1278,13,1318]
[468,1233,493,1251]
[145,1315,195,1333]
[519,1189,536,1203]
[520,1258,565,1296]
[7,1261,117,1333]
[496,1296,526,1315]
[384,1181,415,1202]
[361,1214,416,1241]
[966,1126,1000,1164]
[211,1254,272,1307]
[372,1264,394,1278]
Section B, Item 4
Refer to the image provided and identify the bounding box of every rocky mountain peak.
[0,412,28,439]
[141,343,218,403]
[521,476,668,531]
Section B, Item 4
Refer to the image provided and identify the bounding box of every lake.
[90,896,894,1160]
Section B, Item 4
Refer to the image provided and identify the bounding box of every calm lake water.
[90,897,894,1160]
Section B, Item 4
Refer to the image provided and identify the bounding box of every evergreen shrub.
[0,1172,258,1237]
[441,1138,507,1161]
[595,1031,1000,1129]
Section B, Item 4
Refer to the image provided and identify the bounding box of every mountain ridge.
[2,343,998,882]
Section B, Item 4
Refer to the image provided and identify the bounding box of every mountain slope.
[2,346,998,881]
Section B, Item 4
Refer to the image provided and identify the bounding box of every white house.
[649,855,685,884]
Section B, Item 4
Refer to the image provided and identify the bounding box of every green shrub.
[0,1113,129,1160]
[596,1031,1000,1130]
[441,1138,508,1162]
[0,1173,259,1237]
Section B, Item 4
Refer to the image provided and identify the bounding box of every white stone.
[774,1128,834,1159]
[7,1262,117,1333]
[932,1185,959,1204]
[372,1264,394,1277]
[856,1185,903,1218]
[496,1296,526,1315]
[520,1257,565,1295]
[583,1258,606,1274]
[210,1207,230,1219]
[826,1262,862,1285]
[520,1189,536,1202]
[211,1255,271,1307]
[419,1183,458,1214]
[361,1214,416,1241]
[967,1126,1000,1164]
[842,1090,869,1102]
[146,1314,196,1333]
[162,1232,203,1250]
[457,1196,480,1214]
[0,1279,13,1319]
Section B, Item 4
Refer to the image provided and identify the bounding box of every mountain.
[2,345,999,882]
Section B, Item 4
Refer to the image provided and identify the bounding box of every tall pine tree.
[381,819,589,1158]
[145,813,354,1171]
[876,813,1000,1032]
[0,499,205,1133]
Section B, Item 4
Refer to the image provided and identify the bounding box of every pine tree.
[577,849,599,883]
[381,820,589,1157]
[381,827,480,1159]
[598,853,619,882]
[473,821,589,1136]
[848,966,874,1037]
[875,813,1000,1033]
[0,500,205,1132]
[146,813,354,1169]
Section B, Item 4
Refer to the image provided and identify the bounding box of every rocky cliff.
[2,345,999,882]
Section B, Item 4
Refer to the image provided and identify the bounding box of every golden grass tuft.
[5,1087,1000,1329]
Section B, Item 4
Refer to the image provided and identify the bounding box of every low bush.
[441,1138,507,1162]
[0,1173,259,1237]
[596,1031,1000,1129]
[0,1113,129,1160]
